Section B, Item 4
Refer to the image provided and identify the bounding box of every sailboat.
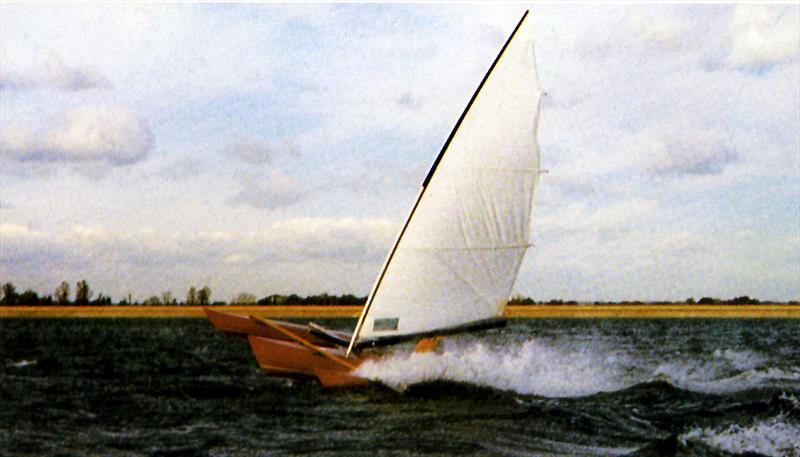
[206,10,542,387]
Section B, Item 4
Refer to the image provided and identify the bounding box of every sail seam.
[431,249,496,310]
[443,167,540,173]
[400,244,532,251]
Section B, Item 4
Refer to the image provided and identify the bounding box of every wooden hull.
[205,308,371,387]
[247,335,370,387]
[204,307,346,347]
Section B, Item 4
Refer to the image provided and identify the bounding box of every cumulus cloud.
[1,5,797,301]
[0,105,154,166]
[228,170,309,210]
[727,5,800,70]
[224,138,299,164]
[0,217,395,299]
[0,50,108,91]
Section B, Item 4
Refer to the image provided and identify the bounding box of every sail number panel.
[373,318,399,331]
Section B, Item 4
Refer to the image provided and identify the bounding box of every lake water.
[1,318,798,456]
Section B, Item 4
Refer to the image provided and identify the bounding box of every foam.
[355,338,629,397]
[651,348,799,394]
[680,414,800,457]
[357,336,798,397]
[10,359,37,368]
[779,391,799,409]
[712,348,769,371]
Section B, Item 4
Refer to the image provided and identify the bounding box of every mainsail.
[348,11,541,353]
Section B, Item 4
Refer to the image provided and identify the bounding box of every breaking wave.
[356,337,799,398]
[356,338,631,396]
[651,348,800,394]
[680,414,800,457]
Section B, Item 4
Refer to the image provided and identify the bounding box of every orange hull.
[205,308,371,387]
[247,335,371,387]
[204,307,346,347]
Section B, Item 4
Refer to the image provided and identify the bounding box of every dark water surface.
[1,318,798,456]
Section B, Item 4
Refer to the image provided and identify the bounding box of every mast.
[346,11,531,357]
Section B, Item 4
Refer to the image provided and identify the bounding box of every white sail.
[352,13,541,348]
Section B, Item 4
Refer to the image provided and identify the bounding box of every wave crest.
[652,348,800,394]
[355,338,629,397]
[680,414,800,457]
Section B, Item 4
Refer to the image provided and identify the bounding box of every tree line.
[1,281,794,306]
[507,296,782,305]
[0,281,213,307]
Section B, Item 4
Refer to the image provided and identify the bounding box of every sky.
[1,4,798,303]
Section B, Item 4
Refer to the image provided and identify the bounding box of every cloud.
[195,217,395,263]
[0,223,54,265]
[228,170,309,210]
[0,217,395,299]
[224,138,299,164]
[727,5,800,70]
[632,128,737,176]
[577,6,691,60]
[1,5,797,302]
[158,157,203,180]
[535,199,662,240]
[0,222,46,240]
[0,50,108,91]
[1,104,154,166]
[629,10,689,50]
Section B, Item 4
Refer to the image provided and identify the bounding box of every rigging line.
[422,10,530,188]
[345,10,531,357]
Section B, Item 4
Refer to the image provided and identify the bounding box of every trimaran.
[206,10,542,387]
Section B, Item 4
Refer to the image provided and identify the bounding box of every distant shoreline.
[1,304,798,318]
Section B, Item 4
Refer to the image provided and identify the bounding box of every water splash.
[780,391,800,409]
[680,414,800,457]
[357,335,799,397]
[652,348,799,394]
[356,338,630,397]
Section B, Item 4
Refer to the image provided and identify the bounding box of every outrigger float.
[206,10,543,388]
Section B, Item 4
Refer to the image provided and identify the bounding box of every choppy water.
[1,318,798,456]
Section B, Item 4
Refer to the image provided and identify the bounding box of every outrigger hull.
[204,308,371,387]
[204,307,348,347]
[247,335,370,387]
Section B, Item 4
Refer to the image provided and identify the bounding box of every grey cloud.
[159,157,203,180]
[224,138,299,165]
[631,129,737,176]
[648,131,737,176]
[228,170,309,210]
[0,218,394,300]
[0,51,108,91]
[1,105,154,167]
